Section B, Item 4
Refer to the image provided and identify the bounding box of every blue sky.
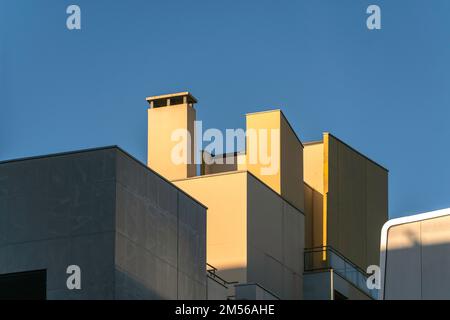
[1,0,449,218]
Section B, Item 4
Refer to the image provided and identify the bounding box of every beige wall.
[246,111,282,195]
[304,183,323,249]
[304,142,324,194]
[325,134,388,269]
[173,172,248,284]
[148,103,196,180]
[246,110,304,212]
[280,113,304,212]
[304,142,325,249]
[247,173,304,300]
[174,171,305,299]
[384,214,450,299]
[303,134,388,271]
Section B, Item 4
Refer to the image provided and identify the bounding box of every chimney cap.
[146,92,198,107]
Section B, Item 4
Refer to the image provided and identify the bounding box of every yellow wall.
[246,110,281,194]
[173,171,248,284]
[145,91,388,296]
[247,173,305,299]
[304,142,324,194]
[325,134,388,269]
[280,113,304,212]
[147,103,196,180]
[303,134,388,270]
[246,110,304,212]
[174,171,305,299]
[304,142,325,249]
[304,183,323,248]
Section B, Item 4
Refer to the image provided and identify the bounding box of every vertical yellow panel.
[173,172,248,284]
[325,133,388,270]
[323,133,329,260]
[246,110,282,194]
[246,110,304,212]
[280,113,304,212]
[303,142,324,194]
[148,103,196,180]
[304,141,325,250]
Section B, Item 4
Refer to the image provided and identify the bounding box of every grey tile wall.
[0,147,207,299]
[115,150,206,299]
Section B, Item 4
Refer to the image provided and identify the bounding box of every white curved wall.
[380,208,450,299]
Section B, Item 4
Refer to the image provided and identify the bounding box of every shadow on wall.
[214,264,302,300]
[383,231,450,299]
[114,268,166,300]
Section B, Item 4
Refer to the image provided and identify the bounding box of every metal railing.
[206,263,238,288]
[304,246,378,299]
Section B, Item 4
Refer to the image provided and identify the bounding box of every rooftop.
[146,91,198,108]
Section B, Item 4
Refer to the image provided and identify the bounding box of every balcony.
[304,246,379,299]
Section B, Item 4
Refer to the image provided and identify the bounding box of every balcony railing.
[304,246,379,299]
[206,263,238,288]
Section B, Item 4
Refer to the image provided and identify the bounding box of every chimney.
[146,92,198,181]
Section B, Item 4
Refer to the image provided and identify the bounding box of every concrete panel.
[282,201,303,274]
[336,143,366,269]
[282,268,302,300]
[325,134,339,250]
[333,272,371,300]
[173,171,248,284]
[147,103,196,180]
[67,232,115,298]
[261,253,284,298]
[247,173,304,299]
[0,148,117,299]
[280,113,304,212]
[366,164,388,266]
[235,283,279,300]
[115,150,206,300]
[421,216,450,299]
[0,149,116,246]
[245,110,304,213]
[178,271,207,300]
[178,192,206,284]
[207,277,228,300]
[303,142,324,194]
[247,182,283,263]
[303,271,332,300]
[0,147,207,300]
[384,223,422,299]
[246,110,282,195]
[325,134,388,271]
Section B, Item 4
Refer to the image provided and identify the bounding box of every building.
[303,134,388,299]
[0,91,389,300]
[380,208,450,299]
[0,147,206,299]
[146,92,388,300]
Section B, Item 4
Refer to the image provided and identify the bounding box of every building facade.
[0,147,206,299]
[380,208,450,299]
[303,134,388,299]
[146,92,388,300]
[0,91,389,300]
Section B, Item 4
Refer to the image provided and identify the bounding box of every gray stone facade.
[0,147,206,299]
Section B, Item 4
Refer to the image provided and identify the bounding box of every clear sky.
[1,0,449,219]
